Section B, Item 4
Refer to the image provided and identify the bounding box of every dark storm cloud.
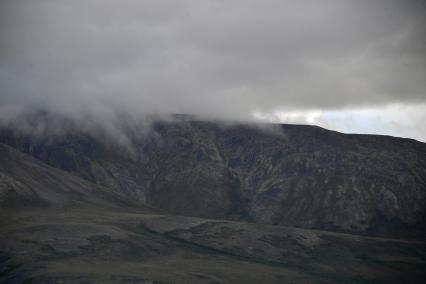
[0,0,425,122]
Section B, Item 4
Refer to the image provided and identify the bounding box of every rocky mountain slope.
[1,114,426,238]
[1,114,426,283]
[0,143,152,212]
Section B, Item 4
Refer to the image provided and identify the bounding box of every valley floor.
[1,207,426,284]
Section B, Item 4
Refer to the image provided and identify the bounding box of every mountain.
[0,143,154,211]
[1,115,425,238]
[1,114,426,283]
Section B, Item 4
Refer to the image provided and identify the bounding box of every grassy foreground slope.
[1,209,426,284]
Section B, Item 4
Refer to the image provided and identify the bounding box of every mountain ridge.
[1,115,425,239]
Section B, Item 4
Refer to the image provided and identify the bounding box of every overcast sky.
[1,0,425,140]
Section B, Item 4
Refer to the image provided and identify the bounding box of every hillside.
[1,115,425,238]
[1,115,426,283]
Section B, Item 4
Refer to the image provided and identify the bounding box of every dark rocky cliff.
[1,117,426,238]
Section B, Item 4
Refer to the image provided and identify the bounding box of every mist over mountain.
[1,1,426,283]
[1,0,426,140]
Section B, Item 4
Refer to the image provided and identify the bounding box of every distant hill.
[1,113,425,239]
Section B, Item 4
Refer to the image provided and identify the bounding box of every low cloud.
[0,0,425,139]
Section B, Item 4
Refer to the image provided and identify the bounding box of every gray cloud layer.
[1,0,425,123]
